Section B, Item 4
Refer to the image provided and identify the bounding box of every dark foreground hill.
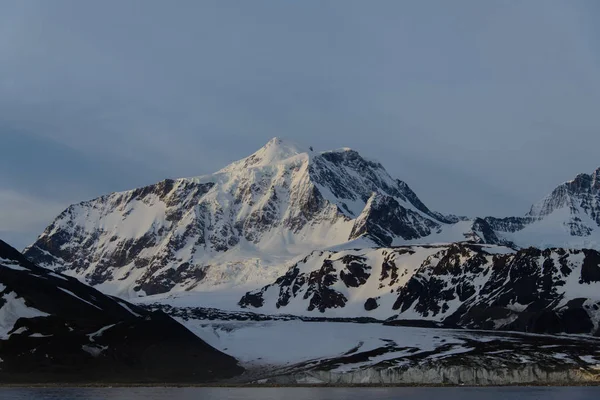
[0,240,242,383]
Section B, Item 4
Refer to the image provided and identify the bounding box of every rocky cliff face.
[0,240,242,383]
[24,138,451,297]
[349,193,441,246]
[240,243,600,336]
[270,363,600,386]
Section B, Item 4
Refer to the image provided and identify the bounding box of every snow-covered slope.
[24,138,456,297]
[176,318,600,385]
[240,242,600,335]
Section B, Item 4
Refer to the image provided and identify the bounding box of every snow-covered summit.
[216,137,310,173]
[528,166,600,236]
[528,167,600,220]
[481,166,600,249]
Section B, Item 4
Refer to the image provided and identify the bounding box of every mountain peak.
[525,166,600,234]
[218,137,309,173]
[262,136,307,156]
[593,166,600,188]
[0,239,30,266]
[564,167,600,194]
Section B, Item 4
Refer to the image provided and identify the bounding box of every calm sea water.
[0,387,599,400]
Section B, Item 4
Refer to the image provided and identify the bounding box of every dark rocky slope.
[0,240,242,383]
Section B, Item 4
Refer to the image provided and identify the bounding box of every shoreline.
[1,382,600,388]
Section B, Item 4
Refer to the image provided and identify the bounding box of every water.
[0,387,599,400]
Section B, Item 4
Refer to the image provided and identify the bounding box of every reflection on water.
[0,387,599,400]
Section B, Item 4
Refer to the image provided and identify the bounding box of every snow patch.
[57,288,103,310]
[0,292,49,339]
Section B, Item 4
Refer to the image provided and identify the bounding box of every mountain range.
[4,137,600,383]
[240,242,600,335]
[23,138,600,303]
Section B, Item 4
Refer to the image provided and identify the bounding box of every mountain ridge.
[238,242,600,336]
[24,138,454,297]
[22,138,600,302]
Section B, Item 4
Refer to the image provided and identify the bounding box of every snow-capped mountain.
[529,168,600,223]
[0,239,242,382]
[240,242,600,336]
[24,138,459,297]
[485,167,600,249]
[22,137,600,306]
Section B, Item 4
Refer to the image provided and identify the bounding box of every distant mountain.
[22,138,600,302]
[0,240,242,383]
[529,168,600,223]
[24,138,460,297]
[485,167,600,249]
[240,242,600,336]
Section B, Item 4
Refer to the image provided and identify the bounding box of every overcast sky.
[1,0,600,249]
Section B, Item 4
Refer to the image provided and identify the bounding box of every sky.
[1,0,600,249]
